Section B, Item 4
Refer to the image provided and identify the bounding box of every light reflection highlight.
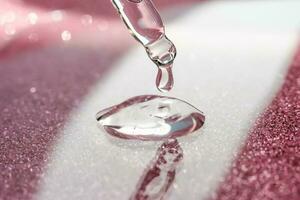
[51,10,63,22]
[27,12,38,25]
[4,24,16,35]
[81,14,93,26]
[61,30,71,41]
[0,11,16,25]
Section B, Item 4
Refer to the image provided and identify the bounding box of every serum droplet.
[146,36,176,92]
[96,95,205,141]
[156,65,174,92]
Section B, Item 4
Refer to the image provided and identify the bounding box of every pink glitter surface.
[0,44,127,200]
[212,47,300,200]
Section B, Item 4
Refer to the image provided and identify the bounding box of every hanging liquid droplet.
[146,36,176,92]
[156,65,174,92]
[131,139,183,200]
[112,0,177,92]
[96,95,205,141]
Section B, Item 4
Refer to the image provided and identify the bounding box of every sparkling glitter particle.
[27,12,38,25]
[51,10,63,22]
[61,30,71,41]
[0,11,16,25]
[30,87,37,93]
[28,33,39,42]
[4,24,16,36]
[81,14,93,26]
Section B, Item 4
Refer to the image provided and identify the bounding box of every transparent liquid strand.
[96,95,205,141]
[156,64,173,93]
[130,139,183,200]
[111,0,176,92]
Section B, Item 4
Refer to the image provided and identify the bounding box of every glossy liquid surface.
[112,0,176,92]
[96,95,205,141]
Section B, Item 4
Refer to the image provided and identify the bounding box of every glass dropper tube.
[111,0,177,92]
[112,0,165,45]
